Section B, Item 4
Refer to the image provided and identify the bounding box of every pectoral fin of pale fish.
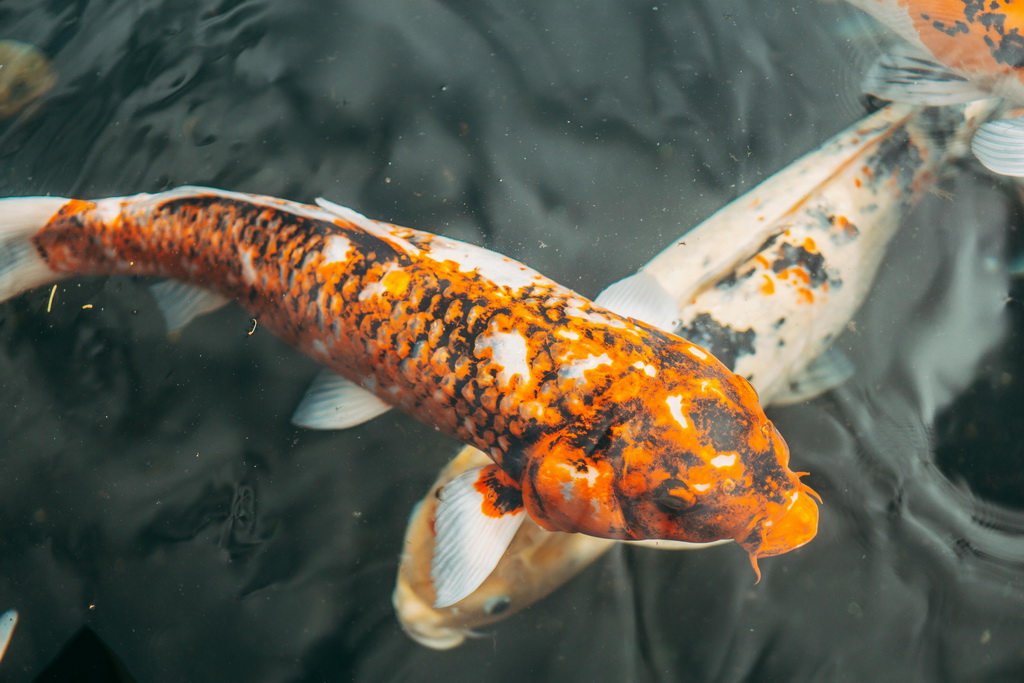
[291,369,393,429]
[431,465,525,608]
[150,280,230,335]
[594,271,680,332]
[973,117,1024,177]
[770,347,854,406]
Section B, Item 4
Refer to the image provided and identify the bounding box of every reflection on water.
[1,1,1023,681]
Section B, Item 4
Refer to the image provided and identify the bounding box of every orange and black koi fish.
[844,0,1024,174]
[0,187,818,606]
[393,98,1000,643]
[387,100,995,643]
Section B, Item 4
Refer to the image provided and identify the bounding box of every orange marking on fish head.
[738,477,820,580]
[521,432,626,536]
[759,275,775,295]
[638,351,818,561]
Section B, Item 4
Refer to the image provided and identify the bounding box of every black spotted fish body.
[0,186,817,608]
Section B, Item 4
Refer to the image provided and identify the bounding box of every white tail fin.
[0,196,70,301]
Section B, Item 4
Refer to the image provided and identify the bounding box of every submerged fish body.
[843,0,1024,174]
[0,40,57,120]
[394,445,616,649]
[0,187,816,607]
[394,99,999,648]
[646,100,994,401]
[845,0,1024,104]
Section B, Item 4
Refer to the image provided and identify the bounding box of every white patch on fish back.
[357,263,399,301]
[688,346,708,360]
[665,395,688,429]
[558,353,612,383]
[321,234,353,265]
[358,281,386,301]
[239,246,258,284]
[475,324,530,388]
[93,197,124,224]
[564,302,628,329]
[557,462,599,488]
[424,235,544,291]
[632,360,657,377]
[710,453,737,468]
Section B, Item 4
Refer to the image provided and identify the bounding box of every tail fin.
[0,196,69,301]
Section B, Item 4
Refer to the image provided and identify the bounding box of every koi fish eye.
[655,494,692,511]
[654,479,697,512]
[722,479,736,494]
[483,595,512,616]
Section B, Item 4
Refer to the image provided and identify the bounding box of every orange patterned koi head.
[520,337,819,572]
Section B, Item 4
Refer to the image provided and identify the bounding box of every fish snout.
[738,484,820,579]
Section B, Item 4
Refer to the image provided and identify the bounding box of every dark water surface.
[2,1,1024,681]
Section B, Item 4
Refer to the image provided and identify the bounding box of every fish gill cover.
[0,1,1022,681]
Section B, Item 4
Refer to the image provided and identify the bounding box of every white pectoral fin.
[149,281,230,334]
[595,271,680,332]
[862,49,991,106]
[0,196,69,302]
[0,609,17,664]
[291,369,392,429]
[772,347,855,406]
[972,117,1024,177]
[624,538,731,550]
[430,466,525,608]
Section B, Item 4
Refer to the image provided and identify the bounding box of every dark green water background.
[1,1,1023,680]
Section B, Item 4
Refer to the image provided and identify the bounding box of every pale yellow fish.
[394,446,615,649]
[0,41,56,120]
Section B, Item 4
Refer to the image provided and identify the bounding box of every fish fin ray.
[771,347,855,406]
[594,272,679,332]
[972,117,1024,177]
[431,465,524,608]
[291,369,392,429]
[136,187,385,231]
[862,48,990,106]
[0,196,70,301]
[149,281,231,335]
[315,197,420,255]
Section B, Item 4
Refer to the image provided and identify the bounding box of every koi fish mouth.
[738,480,821,581]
